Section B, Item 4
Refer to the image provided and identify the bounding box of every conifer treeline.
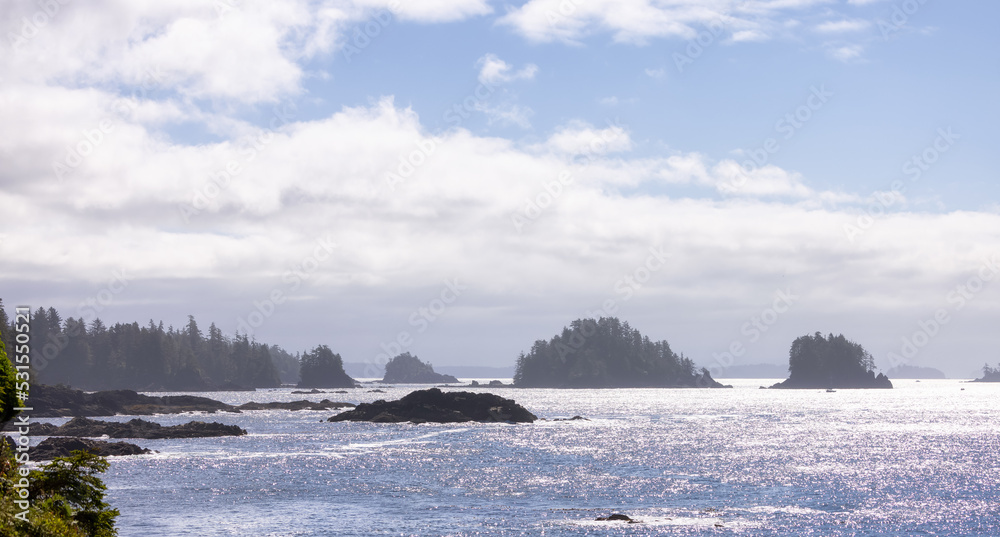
[0,300,301,391]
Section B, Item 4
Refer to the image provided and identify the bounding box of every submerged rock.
[32,437,151,460]
[32,417,246,439]
[328,388,536,424]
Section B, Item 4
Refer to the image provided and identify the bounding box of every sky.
[1,0,998,378]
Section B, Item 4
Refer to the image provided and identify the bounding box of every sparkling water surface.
[39,379,1000,536]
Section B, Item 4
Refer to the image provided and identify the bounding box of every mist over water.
[74,380,1000,536]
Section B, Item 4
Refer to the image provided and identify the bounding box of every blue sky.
[2,0,999,378]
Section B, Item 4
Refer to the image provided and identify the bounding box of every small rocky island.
[328,388,537,423]
[296,345,357,389]
[770,332,892,389]
[972,363,1000,382]
[30,437,152,461]
[885,364,946,379]
[381,352,459,384]
[513,317,730,388]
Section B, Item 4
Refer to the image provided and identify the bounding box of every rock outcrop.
[236,400,355,411]
[32,417,246,439]
[32,437,151,460]
[328,388,536,424]
[381,353,459,384]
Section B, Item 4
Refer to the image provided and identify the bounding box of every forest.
[513,317,723,388]
[0,301,301,391]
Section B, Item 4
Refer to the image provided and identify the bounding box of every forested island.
[382,353,459,384]
[885,364,946,379]
[296,345,356,388]
[973,363,1000,382]
[771,332,892,389]
[513,317,728,388]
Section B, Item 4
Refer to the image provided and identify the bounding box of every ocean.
[31,379,1000,536]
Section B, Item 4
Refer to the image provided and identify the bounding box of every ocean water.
[31,379,1000,536]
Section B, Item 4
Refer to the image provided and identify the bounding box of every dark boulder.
[596,514,638,523]
[328,388,536,424]
[32,437,151,460]
[32,417,246,439]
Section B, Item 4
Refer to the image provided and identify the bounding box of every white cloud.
[496,0,835,45]
[358,0,492,23]
[539,121,633,155]
[0,0,492,104]
[644,67,666,79]
[476,54,539,85]
[475,102,534,129]
[730,29,770,42]
[815,19,872,33]
[829,44,865,62]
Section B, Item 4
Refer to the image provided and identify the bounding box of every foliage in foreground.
[1,446,119,537]
[1,338,24,424]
